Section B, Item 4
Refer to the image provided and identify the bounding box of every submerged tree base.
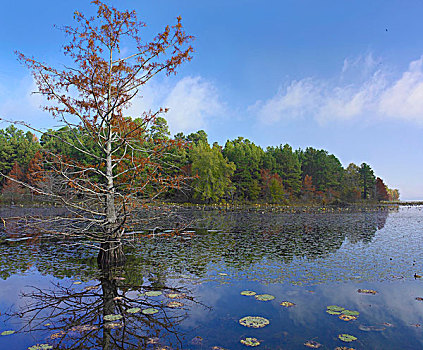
[97,241,126,268]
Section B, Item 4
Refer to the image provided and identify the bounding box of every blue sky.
[1,0,423,199]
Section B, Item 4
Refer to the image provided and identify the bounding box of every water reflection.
[13,266,199,349]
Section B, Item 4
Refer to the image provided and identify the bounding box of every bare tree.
[1,0,194,267]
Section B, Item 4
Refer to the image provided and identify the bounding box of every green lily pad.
[104,314,123,321]
[239,316,270,328]
[145,291,162,297]
[103,322,123,329]
[241,291,257,296]
[342,310,360,316]
[338,334,357,342]
[1,330,15,336]
[218,273,228,276]
[167,301,184,308]
[28,345,53,350]
[280,301,296,307]
[142,308,159,315]
[327,305,345,311]
[126,307,141,314]
[240,337,261,347]
[73,281,82,285]
[326,310,342,315]
[254,294,275,301]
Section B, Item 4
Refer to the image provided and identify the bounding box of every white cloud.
[127,76,223,135]
[254,54,423,125]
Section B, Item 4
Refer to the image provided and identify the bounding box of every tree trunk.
[97,241,126,268]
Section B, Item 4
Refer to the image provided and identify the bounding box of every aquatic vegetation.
[72,281,82,285]
[28,345,53,350]
[326,310,342,315]
[326,305,345,312]
[218,273,228,276]
[280,301,295,307]
[167,301,184,308]
[103,322,123,329]
[239,316,270,328]
[142,308,159,315]
[104,314,123,321]
[126,307,141,314]
[240,291,256,296]
[338,334,357,342]
[0,330,15,336]
[357,289,377,295]
[339,314,357,321]
[334,347,355,350]
[254,294,275,301]
[145,291,163,297]
[304,340,322,348]
[166,293,186,299]
[342,310,359,316]
[240,337,261,346]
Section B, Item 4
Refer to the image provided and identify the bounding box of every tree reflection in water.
[14,266,202,350]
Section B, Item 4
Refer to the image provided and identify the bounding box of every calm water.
[1,206,423,349]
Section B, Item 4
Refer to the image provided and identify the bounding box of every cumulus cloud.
[127,76,223,135]
[254,54,423,125]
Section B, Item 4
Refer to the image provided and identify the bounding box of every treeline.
[0,120,399,205]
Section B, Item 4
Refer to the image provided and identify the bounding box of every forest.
[0,119,399,206]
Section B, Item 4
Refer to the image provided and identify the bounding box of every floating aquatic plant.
[142,308,159,315]
[342,310,359,316]
[104,314,123,321]
[357,289,377,295]
[1,330,15,336]
[304,340,322,348]
[166,293,186,299]
[126,307,141,314]
[241,291,256,296]
[239,316,270,328]
[338,334,357,342]
[103,322,123,329]
[218,273,228,276]
[280,301,296,307]
[254,294,275,301]
[28,345,53,350]
[211,347,228,350]
[326,305,345,312]
[334,347,355,350]
[240,337,261,347]
[145,291,163,297]
[326,310,342,315]
[167,301,184,308]
[339,314,357,321]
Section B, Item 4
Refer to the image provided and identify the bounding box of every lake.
[0,205,422,349]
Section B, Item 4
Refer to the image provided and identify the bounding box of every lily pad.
[28,345,53,350]
[142,307,159,315]
[304,340,322,348]
[73,281,82,285]
[145,291,163,297]
[240,337,261,347]
[342,310,359,316]
[326,310,342,315]
[327,305,345,312]
[338,334,357,342]
[211,347,228,350]
[167,301,184,308]
[254,294,275,301]
[334,347,355,350]
[166,293,186,299]
[1,330,15,336]
[126,307,141,314]
[103,322,123,329]
[104,314,123,321]
[218,273,228,276]
[241,291,257,296]
[239,316,270,328]
[357,289,377,295]
[339,314,357,321]
[280,301,296,307]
